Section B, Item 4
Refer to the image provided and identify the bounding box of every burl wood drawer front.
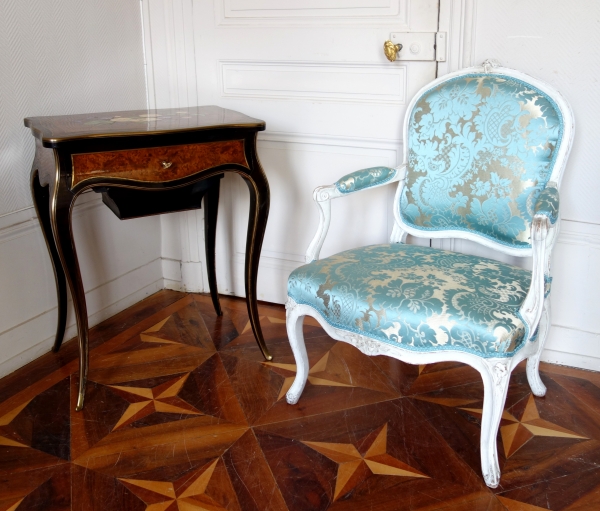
[71,140,247,185]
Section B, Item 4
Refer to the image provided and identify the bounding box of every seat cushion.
[288,244,533,357]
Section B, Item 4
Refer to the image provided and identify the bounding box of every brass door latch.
[383,40,403,62]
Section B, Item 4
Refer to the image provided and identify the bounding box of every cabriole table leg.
[51,181,89,411]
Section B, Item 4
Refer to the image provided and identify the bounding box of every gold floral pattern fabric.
[288,244,533,357]
[401,74,563,248]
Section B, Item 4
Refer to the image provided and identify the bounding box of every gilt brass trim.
[25,122,265,147]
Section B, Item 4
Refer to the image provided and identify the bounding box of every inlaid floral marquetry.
[25,106,264,144]
[0,291,599,510]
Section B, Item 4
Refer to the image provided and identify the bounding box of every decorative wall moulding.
[258,130,403,151]
[558,219,600,249]
[0,193,104,246]
[234,249,304,273]
[216,0,408,25]
[220,61,407,104]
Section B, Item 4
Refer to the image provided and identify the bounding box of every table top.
[24,105,265,145]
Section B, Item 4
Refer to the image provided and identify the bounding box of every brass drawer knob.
[161,161,173,169]
[384,40,403,62]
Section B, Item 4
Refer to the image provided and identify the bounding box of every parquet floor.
[1,290,599,511]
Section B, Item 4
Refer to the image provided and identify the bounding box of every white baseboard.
[229,251,296,304]
[163,279,185,292]
[162,257,185,292]
[542,324,600,372]
[0,259,164,379]
[181,261,204,292]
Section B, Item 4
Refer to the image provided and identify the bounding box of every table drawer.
[71,139,247,186]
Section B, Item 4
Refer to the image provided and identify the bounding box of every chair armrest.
[534,183,559,224]
[335,166,400,194]
[305,165,406,263]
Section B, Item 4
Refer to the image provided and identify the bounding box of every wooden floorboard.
[0,291,599,510]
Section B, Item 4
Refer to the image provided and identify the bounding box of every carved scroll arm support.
[305,164,406,263]
[519,216,551,339]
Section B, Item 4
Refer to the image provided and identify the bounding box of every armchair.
[284,61,574,488]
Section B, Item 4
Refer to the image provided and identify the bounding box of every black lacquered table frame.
[28,124,271,411]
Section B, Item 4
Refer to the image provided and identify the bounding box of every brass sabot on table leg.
[75,381,86,411]
[257,334,273,361]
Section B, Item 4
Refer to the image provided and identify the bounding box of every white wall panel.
[0,0,162,377]
[551,221,600,335]
[544,326,600,373]
[220,61,406,104]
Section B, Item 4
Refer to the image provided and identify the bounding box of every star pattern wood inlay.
[303,423,428,500]
[120,458,230,511]
[109,373,202,430]
[1,291,599,510]
[140,316,179,345]
[262,350,355,401]
[0,400,31,448]
[460,394,588,457]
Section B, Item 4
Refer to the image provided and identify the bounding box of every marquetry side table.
[25,106,272,411]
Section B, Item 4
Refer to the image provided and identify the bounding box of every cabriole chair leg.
[526,301,550,397]
[285,303,309,405]
[479,360,511,488]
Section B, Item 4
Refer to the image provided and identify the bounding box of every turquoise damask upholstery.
[401,74,563,248]
[288,243,533,357]
[335,166,397,194]
[534,185,559,224]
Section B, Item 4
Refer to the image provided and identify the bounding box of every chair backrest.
[397,62,574,255]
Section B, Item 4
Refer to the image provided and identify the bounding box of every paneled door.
[147,0,442,303]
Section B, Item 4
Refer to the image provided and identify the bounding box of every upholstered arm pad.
[335,166,399,194]
[534,184,559,224]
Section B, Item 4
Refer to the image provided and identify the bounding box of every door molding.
[215,0,410,27]
[141,0,197,110]
[437,0,477,75]
[219,60,408,104]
